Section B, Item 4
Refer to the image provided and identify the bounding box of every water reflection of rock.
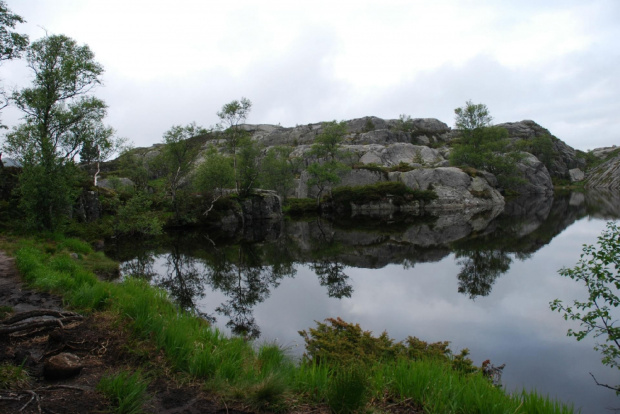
[582,188,620,219]
[110,190,620,337]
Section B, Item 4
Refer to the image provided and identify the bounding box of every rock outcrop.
[497,120,586,180]
[393,167,504,212]
[514,152,554,194]
[585,152,620,190]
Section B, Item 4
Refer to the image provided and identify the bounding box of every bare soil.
[0,251,255,414]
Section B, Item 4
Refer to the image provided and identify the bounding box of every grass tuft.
[326,365,369,414]
[0,363,30,390]
[97,370,150,414]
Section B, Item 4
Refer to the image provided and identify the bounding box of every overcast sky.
[1,0,619,151]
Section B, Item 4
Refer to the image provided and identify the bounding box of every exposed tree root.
[0,309,83,335]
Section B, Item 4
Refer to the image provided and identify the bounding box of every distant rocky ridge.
[102,116,619,226]
[235,117,583,207]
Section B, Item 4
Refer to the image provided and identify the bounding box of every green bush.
[284,198,318,215]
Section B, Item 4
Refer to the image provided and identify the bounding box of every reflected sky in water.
[246,217,617,412]
[115,201,620,412]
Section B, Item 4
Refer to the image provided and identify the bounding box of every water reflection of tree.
[120,250,157,280]
[455,249,512,299]
[152,244,215,322]
[309,219,354,299]
[206,243,296,339]
[310,260,353,298]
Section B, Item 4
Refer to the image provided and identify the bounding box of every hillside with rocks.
[97,116,614,229]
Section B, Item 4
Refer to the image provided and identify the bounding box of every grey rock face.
[497,120,585,179]
[585,152,620,190]
[242,116,452,148]
[239,190,283,222]
[513,152,554,194]
[349,143,445,167]
[97,177,135,190]
[392,167,505,212]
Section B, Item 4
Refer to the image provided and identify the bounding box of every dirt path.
[0,251,253,414]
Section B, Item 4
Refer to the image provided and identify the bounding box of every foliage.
[157,122,206,222]
[113,192,163,237]
[0,0,28,125]
[309,120,349,161]
[362,117,375,132]
[283,197,318,215]
[216,97,252,193]
[259,146,297,200]
[97,370,150,414]
[194,147,232,195]
[0,1,28,64]
[551,221,620,392]
[299,317,475,373]
[306,160,349,204]
[393,114,414,133]
[3,34,113,230]
[236,137,264,196]
[454,100,493,138]
[515,134,556,172]
[306,120,351,204]
[450,101,525,190]
[15,161,80,230]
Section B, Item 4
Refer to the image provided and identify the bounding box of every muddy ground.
[0,251,258,414]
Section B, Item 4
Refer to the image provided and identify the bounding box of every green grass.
[97,370,150,414]
[0,363,30,390]
[9,236,579,413]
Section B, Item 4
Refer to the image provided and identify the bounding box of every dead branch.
[19,390,40,413]
[590,372,620,393]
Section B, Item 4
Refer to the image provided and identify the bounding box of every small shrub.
[362,117,375,132]
[284,198,318,215]
[248,374,288,411]
[388,162,416,172]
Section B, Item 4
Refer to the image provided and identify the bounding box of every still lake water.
[110,191,620,413]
